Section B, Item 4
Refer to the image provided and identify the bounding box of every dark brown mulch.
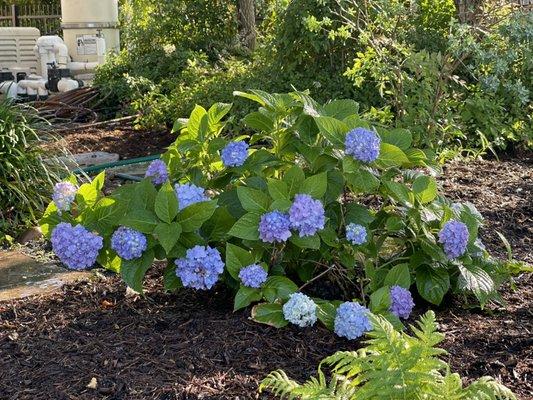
[0,154,531,399]
[51,126,176,159]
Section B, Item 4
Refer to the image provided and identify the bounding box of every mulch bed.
[1,133,532,399]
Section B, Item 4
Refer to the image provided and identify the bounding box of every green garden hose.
[72,154,160,176]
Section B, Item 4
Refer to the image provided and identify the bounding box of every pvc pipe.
[0,81,18,99]
[18,79,47,97]
[57,77,80,92]
[67,61,100,73]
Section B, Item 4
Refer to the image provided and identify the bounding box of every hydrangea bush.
[40,91,509,335]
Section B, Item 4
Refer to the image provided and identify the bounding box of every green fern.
[260,311,516,400]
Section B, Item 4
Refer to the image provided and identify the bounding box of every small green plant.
[0,100,62,241]
[260,311,516,400]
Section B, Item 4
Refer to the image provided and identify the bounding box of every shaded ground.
[0,153,531,399]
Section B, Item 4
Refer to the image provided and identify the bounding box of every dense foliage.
[261,311,516,399]
[0,101,62,243]
[41,91,511,334]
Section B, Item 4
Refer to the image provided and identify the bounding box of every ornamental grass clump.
[40,91,511,334]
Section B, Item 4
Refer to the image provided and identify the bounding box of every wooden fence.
[0,3,61,35]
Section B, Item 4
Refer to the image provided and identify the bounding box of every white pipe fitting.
[57,77,80,92]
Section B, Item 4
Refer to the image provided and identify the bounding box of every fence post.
[11,4,19,27]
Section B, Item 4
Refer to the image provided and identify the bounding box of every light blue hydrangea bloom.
[175,183,209,210]
[52,181,77,212]
[283,292,317,327]
[346,223,367,245]
[51,222,103,270]
[389,285,414,319]
[289,194,325,237]
[144,159,169,185]
[175,245,224,290]
[334,301,372,340]
[239,264,268,288]
[345,127,381,163]
[111,226,147,260]
[258,211,292,243]
[438,220,469,259]
[221,141,249,167]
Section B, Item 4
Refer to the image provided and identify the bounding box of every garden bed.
[1,141,531,399]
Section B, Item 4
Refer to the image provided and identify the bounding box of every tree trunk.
[237,0,256,52]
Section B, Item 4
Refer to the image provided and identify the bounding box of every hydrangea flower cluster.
[175,245,224,290]
[239,264,268,288]
[345,128,381,163]
[259,211,292,243]
[51,223,103,270]
[221,141,249,167]
[346,223,367,245]
[111,226,147,260]
[282,292,317,327]
[389,286,414,319]
[334,301,372,340]
[289,194,325,237]
[438,220,469,259]
[52,181,77,212]
[175,183,209,210]
[144,159,169,185]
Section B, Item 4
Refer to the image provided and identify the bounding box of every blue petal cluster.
[438,220,469,259]
[145,159,169,185]
[51,223,103,270]
[389,285,414,319]
[258,211,292,243]
[111,226,147,260]
[175,245,224,290]
[282,292,317,327]
[334,301,372,340]
[175,183,209,210]
[289,194,325,237]
[239,264,268,288]
[221,141,249,167]
[346,223,367,245]
[345,128,381,163]
[52,181,77,212]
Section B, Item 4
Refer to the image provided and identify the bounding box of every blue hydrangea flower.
[239,264,268,288]
[346,223,367,245]
[175,245,224,290]
[221,141,249,167]
[175,183,209,210]
[258,211,292,243]
[334,301,372,340]
[282,292,317,327]
[389,285,414,319]
[111,226,147,260]
[51,223,103,270]
[145,159,169,185]
[438,220,469,259]
[345,128,381,163]
[289,194,325,237]
[52,182,77,212]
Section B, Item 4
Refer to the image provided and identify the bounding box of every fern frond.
[260,370,301,399]
[465,377,517,400]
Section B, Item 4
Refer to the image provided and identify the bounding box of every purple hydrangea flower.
[51,222,103,270]
[239,264,268,288]
[221,141,249,167]
[175,183,209,210]
[389,285,414,319]
[346,223,367,245]
[438,220,469,259]
[145,159,169,185]
[111,226,147,260]
[345,128,381,163]
[282,292,317,327]
[175,245,224,290]
[52,181,77,212]
[334,301,372,340]
[258,211,292,243]
[289,194,325,237]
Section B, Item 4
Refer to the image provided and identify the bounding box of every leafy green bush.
[0,101,62,241]
[41,91,510,335]
[260,311,516,399]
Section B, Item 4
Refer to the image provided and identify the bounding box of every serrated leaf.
[153,222,182,254]
[290,234,321,249]
[228,212,261,240]
[283,165,305,196]
[458,264,495,296]
[377,143,410,168]
[226,243,255,280]
[234,286,263,311]
[177,200,218,232]
[120,209,159,234]
[267,179,289,201]
[379,128,412,150]
[416,266,450,305]
[200,206,235,241]
[413,175,438,204]
[299,172,328,198]
[237,187,270,213]
[120,250,154,293]
[251,303,288,328]
[262,276,298,302]
[163,261,182,292]
[384,264,411,288]
[314,116,348,148]
[243,111,274,132]
[155,182,179,223]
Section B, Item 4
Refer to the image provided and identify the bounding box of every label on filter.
[76,35,98,55]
